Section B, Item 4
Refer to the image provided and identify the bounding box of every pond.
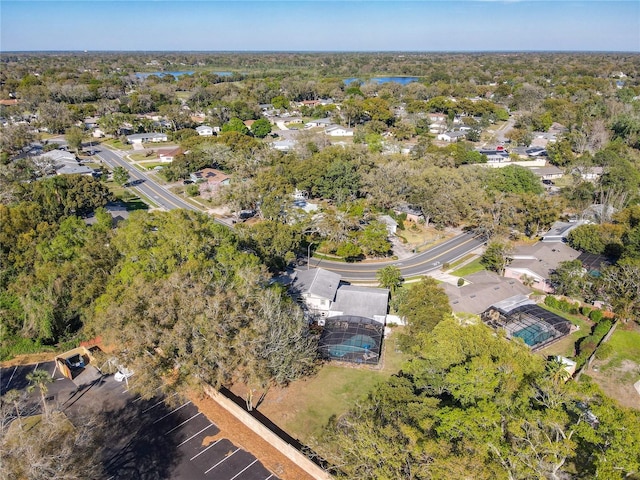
[344,76,420,86]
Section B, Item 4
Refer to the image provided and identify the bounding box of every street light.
[307,242,314,270]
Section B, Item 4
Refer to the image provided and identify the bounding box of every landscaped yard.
[102,138,132,150]
[252,328,408,444]
[398,224,453,252]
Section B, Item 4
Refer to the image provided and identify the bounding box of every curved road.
[310,231,485,282]
[96,146,484,279]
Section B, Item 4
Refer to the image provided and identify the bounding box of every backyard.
[587,323,640,410]
[245,328,407,445]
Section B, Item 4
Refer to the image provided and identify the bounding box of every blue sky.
[2,1,639,52]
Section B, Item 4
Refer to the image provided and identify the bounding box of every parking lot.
[1,361,280,480]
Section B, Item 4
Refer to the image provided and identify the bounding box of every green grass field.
[102,138,132,150]
[600,327,640,370]
[450,258,485,277]
[259,329,408,443]
[538,305,592,358]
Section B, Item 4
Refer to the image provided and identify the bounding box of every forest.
[1,52,640,478]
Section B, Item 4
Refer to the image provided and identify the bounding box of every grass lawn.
[102,138,132,150]
[450,258,485,277]
[129,152,158,161]
[600,326,640,370]
[256,329,408,444]
[538,305,592,358]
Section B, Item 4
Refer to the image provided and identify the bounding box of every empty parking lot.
[1,361,280,480]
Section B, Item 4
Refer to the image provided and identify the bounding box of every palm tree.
[377,265,403,292]
[26,370,53,417]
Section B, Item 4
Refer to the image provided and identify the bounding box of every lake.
[344,76,420,86]
[135,71,233,79]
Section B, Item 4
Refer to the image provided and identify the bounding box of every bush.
[186,184,200,197]
[589,309,604,323]
[580,306,592,317]
[545,296,559,308]
[457,278,465,287]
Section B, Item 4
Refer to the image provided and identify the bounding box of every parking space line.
[179,424,213,447]
[190,438,221,461]
[141,392,178,413]
[204,448,239,474]
[5,366,17,389]
[229,459,258,480]
[33,363,39,371]
[165,412,201,434]
[264,474,274,480]
[153,401,191,424]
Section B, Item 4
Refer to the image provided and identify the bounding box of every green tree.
[64,126,85,154]
[549,259,586,297]
[112,166,130,186]
[486,165,544,195]
[376,265,403,292]
[358,221,391,257]
[26,370,53,417]
[250,118,272,138]
[222,117,250,135]
[480,241,512,275]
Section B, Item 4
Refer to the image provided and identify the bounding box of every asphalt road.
[310,231,486,282]
[1,361,280,480]
[95,147,200,212]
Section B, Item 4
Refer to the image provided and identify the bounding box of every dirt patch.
[586,359,640,410]
[0,352,57,367]
[188,390,314,480]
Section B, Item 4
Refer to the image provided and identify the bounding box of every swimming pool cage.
[318,315,384,365]
[482,304,572,351]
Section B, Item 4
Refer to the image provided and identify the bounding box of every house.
[40,149,95,176]
[442,271,532,314]
[300,100,321,108]
[328,285,390,324]
[394,205,424,223]
[428,113,447,123]
[540,220,585,243]
[271,139,296,152]
[575,166,604,182]
[378,215,398,235]
[437,131,466,142]
[196,125,214,136]
[92,127,105,138]
[126,132,168,145]
[504,242,582,293]
[292,268,342,318]
[190,168,230,189]
[478,149,510,164]
[325,125,354,137]
[84,202,130,227]
[530,165,564,181]
[305,118,332,128]
[157,147,182,163]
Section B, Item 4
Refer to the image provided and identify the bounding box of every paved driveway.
[1,362,279,480]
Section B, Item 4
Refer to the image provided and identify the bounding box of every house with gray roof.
[329,285,389,324]
[442,271,532,314]
[40,149,94,176]
[541,220,586,243]
[292,268,342,318]
[504,242,581,293]
[126,132,168,145]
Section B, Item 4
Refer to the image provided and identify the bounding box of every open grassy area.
[601,326,640,370]
[129,152,158,161]
[538,305,592,358]
[102,138,132,150]
[450,258,485,277]
[256,329,408,444]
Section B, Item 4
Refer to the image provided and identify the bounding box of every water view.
[344,76,420,86]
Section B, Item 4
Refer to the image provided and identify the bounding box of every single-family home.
[40,149,95,176]
[325,125,354,137]
[437,131,466,142]
[305,118,332,128]
[574,166,604,182]
[394,205,424,223]
[189,168,230,188]
[292,268,342,318]
[478,149,510,164]
[126,132,168,145]
[442,271,532,315]
[271,139,296,151]
[157,147,182,163]
[504,242,582,293]
[328,285,390,324]
[378,215,398,235]
[195,125,214,136]
[530,165,564,182]
[540,220,588,243]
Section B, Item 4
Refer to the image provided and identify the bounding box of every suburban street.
[95,146,201,212]
[309,231,486,282]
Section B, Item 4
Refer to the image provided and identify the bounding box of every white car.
[114,366,134,382]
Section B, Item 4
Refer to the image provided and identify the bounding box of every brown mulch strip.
[188,390,316,480]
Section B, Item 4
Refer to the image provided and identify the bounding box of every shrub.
[589,309,604,323]
[457,278,465,287]
[186,184,200,197]
[545,296,559,308]
[580,306,592,317]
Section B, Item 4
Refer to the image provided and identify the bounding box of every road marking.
[179,424,213,447]
[141,392,178,413]
[204,448,239,474]
[165,412,201,434]
[229,459,258,480]
[264,475,274,480]
[153,401,191,424]
[189,437,220,460]
[4,366,17,390]
[33,363,39,372]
